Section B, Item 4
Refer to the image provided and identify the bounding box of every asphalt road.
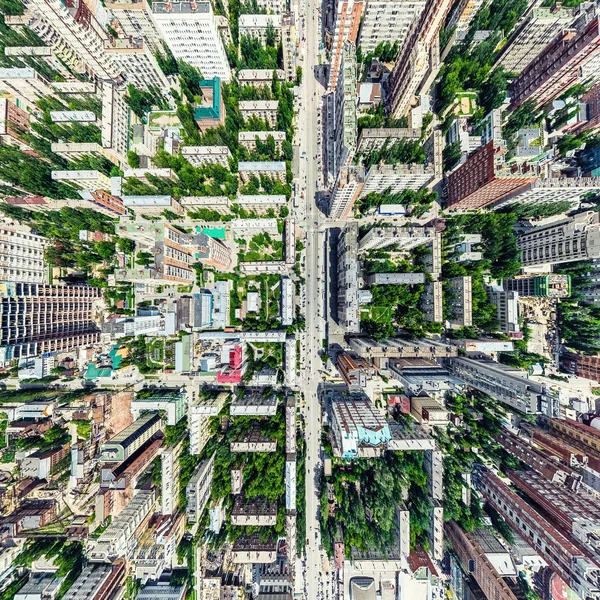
[295,0,328,598]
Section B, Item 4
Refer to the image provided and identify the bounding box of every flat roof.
[238,161,286,171]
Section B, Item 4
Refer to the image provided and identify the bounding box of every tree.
[296,66,303,84]
[127,150,141,168]
[117,238,135,254]
[94,241,116,261]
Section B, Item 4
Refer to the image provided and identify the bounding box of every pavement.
[294,1,332,599]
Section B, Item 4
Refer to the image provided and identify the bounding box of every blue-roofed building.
[329,391,392,460]
[194,78,226,132]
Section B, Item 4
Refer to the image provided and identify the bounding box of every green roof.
[194,77,221,120]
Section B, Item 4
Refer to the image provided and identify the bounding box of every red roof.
[4,196,46,205]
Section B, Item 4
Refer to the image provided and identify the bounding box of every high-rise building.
[385,0,453,117]
[0,282,102,363]
[327,0,363,92]
[337,223,363,333]
[444,0,484,36]
[328,164,364,219]
[495,6,577,75]
[357,0,425,55]
[151,1,231,82]
[0,222,47,284]
[494,429,582,491]
[0,98,31,148]
[325,40,357,184]
[486,286,520,336]
[101,82,130,165]
[445,521,521,600]
[186,453,215,523]
[502,275,571,299]
[446,357,545,414]
[358,225,436,252]
[24,0,121,81]
[105,0,165,53]
[517,212,600,268]
[281,12,298,81]
[506,469,600,560]
[476,468,600,600]
[509,10,600,110]
[446,141,600,211]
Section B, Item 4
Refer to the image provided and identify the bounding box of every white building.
[105,0,165,53]
[88,490,157,562]
[101,82,130,165]
[186,454,215,523]
[357,0,425,54]
[328,164,364,220]
[23,0,120,81]
[0,67,55,104]
[238,130,286,151]
[360,163,435,197]
[181,145,232,167]
[238,69,286,88]
[0,222,47,284]
[239,14,282,44]
[239,100,279,126]
[51,170,111,191]
[151,1,231,81]
[280,276,294,326]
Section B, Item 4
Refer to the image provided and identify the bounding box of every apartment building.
[446,141,600,210]
[328,164,365,219]
[238,130,286,152]
[447,276,472,328]
[495,6,577,75]
[357,0,424,54]
[103,38,170,91]
[337,223,362,333]
[238,161,287,183]
[238,14,282,44]
[151,1,231,81]
[486,286,520,336]
[231,496,277,526]
[517,211,600,267]
[358,225,436,252]
[237,69,286,87]
[509,11,600,110]
[356,127,421,154]
[0,98,30,148]
[325,40,357,183]
[239,100,279,126]
[189,393,228,455]
[444,0,484,36]
[181,146,232,167]
[88,490,157,562]
[446,522,520,600]
[105,0,164,53]
[0,282,102,363]
[446,357,544,414]
[24,0,120,80]
[328,0,363,92]
[385,0,453,117]
[281,12,297,81]
[101,82,130,165]
[477,468,600,600]
[0,68,56,104]
[186,454,215,523]
[0,222,47,284]
[62,563,126,600]
[359,163,435,197]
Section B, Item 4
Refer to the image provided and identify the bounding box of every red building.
[446,142,537,210]
[445,521,521,600]
[509,14,600,110]
[494,429,581,491]
[560,352,600,382]
[477,468,600,600]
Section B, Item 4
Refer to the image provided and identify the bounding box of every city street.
[295,0,328,598]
